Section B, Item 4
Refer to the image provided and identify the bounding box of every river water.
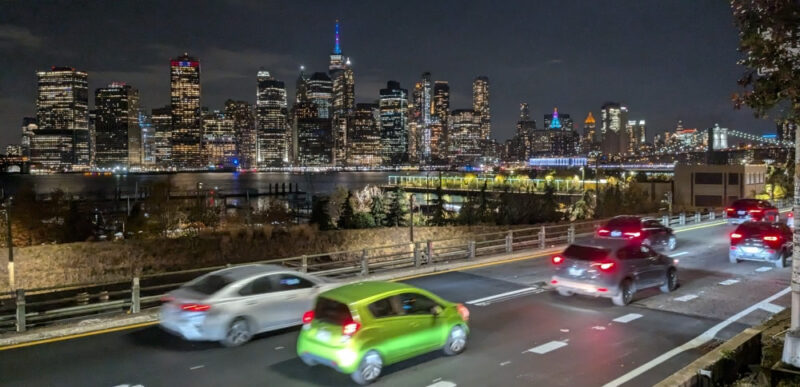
[0,171,422,196]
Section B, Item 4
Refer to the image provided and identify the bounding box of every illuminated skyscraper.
[448,109,482,165]
[295,101,332,166]
[151,106,172,167]
[94,83,142,169]
[582,112,597,153]
[625,119,647,153]
[411,72,433,164]
[600,102,629,155]
[308,72,333,119]
[544,108,573,131]
[431,81,450,161]
[347,103,381,167]
[170,53,202,169]
[330,21,355,166]
[225,99,255,168]
[472,76,491,139]
[202,109,237,168]
[20,117,37,159]
[256,70,287,167]
[513,103,535,160]
[379,81,409,165]
[33,66,90,170]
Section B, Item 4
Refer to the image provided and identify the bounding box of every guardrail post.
[426,240,433,263]
[662,215,670,226]
[131,277,140,314]
[301,255,308,273]
[539,226,546,249]
[360,249,369,276]
[709,211,715,221]
[414,243,422,267]
[694,213,701,223]
[76,291,89,305]
[15,288,25,333]
[679,212,686,225]
[505,231,513,253]
[567,225,575,243]
[468,240,476,259]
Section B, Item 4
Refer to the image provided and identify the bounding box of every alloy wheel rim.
[668,237,676,250]
[623,284,633,303]
[229,320,250,344]
[669,271,676,288]
[449,327,466,352]
[362,353,382,381]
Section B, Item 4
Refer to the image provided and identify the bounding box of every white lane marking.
[591,326,606,330]
[602,286,791,387]
[760,302,785,314]
[274,346,284,350]
[674,294,698,302]
[499,361,511,366]
[189,365,204,370]
[526,340,568,354]
[465,287,542,306]
[426,382,456,387]
[756,266,773,272]
[669,252,689,257]
[613,313,643,323]
[719,279,740,286]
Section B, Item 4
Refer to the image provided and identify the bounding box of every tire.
[729,254,739,264]
[659,268,678,293]
[300,355,317,367]
[775,251,786,269]
[557,288,574,297]
[443,325,468,356]
[351,350,383,385]
[667,236,677,251]
[220,317,253,347]
[612,279,634,306]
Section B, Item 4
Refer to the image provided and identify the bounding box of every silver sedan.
[160,264,338,347]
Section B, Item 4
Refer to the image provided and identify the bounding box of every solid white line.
[526,340,568,354]
[189,365,205,370]
[602,286,791,387]
[669,252,689,257]
[756,266,773,272]
[719,279,740,286]
[466,287,540,305]
[613,313,643,323]
[674,294,698,302]
[760,302,785,314]
[426,381,456,387]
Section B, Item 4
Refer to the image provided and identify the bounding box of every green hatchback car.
[296,281,470,385]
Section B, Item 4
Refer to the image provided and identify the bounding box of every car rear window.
[606,218,641,228]
[314,297,352,325]
[563,245,610,261]
[735,222,772,236]
[186,274,233,295]
[731,199,759,209]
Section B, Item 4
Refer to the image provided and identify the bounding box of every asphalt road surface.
[0,219,792,387]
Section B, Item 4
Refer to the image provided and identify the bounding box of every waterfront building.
[600,102,629,155]
[448,109,482,165]
[431,81,450,162]
[295,101,332,166]
[346,103,381,167]
[139,110,156,166]
[329,20,355,166]
[256,70,288,167]
[34,66,90,169]
[473,76,491,139]
[151,106,172,167]
[202,109,237,168]
[582,112,597,153]
[379,81,409,165]
[94,83,142,169]
[170,53,202,169]
[225,99,255,168]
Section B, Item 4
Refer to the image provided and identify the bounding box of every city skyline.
[0,1,781,150]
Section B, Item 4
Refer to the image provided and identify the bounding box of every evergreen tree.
[310,195,333,230]
[458,193,478,226]
[386,187,408,227]
[429,185,448,226]
[540,182,561,222]
[370,194,387,226]
[338,190,356,229]
[477,181,491,222]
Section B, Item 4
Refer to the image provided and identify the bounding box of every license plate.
[742,246,759,253]
[610,231,622,237]
[316,330,331,341]
[568,267,584,276]
[738,210,746,215]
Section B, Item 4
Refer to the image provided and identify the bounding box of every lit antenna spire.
[334,19,341,55]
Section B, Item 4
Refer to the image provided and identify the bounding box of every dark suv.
[596,216,677,251]
[550,239,678,306]
[726,199,780,225]
[729,221,792,268]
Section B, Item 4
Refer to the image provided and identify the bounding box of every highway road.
[0,219,793,387]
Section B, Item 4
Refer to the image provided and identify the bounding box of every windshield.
[606,218,641,229]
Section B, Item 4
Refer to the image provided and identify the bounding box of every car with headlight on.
[160,264,337,347]
[596,215,677,251]
[297,281,470,385]
[550,239,678,306]
[729,221,792,268]
[726,199,780,225]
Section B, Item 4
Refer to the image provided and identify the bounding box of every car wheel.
[220,317,252,347]
[300,355,317,367]
[659,268,678,293]
[443,325,468,356]
[729,254,739,264]
[557,288,574,297]
[351,350,383,385]
[642,238,652,247]
[612,279,634,306]
[775,251,786,269]
[667,236,677,251]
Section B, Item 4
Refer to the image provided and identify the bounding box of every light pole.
[409,194,415,242]
[580,166,585,192]
[2,197,13,290]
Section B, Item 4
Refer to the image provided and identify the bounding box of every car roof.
[211,264,290,281]
[574,238,640,250]
[319,281,418,304]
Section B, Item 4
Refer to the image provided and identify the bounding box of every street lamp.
[579,166,585,192]
[1,197,14,290]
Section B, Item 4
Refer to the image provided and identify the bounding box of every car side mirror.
[431,305,443,316]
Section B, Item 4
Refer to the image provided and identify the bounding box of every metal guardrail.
[0,200,790,334]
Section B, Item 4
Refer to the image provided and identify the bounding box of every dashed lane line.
[674,294,698,302]
[426,381,456,387]
[756,266,773,272]
[465,287,544,306]
[669,252,689,257]
[760,302,785,314]
[719,279,740,286]
[525,340,568,354]
[613,313,643,323]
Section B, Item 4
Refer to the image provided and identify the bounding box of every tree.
[310,195,333,230]
[62,201,94,242]
[731,0,800,366]
[540,182,561,222]
[477,182,493,222]
[458,193,479,226]
[370,194,387,227]
[338,190,356,229]
[429,185,449,226]
[385,188,408,227]
[351,212,376,229]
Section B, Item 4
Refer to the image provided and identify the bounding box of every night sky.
[0,0,780,149]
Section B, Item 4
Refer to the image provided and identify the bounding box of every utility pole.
[3,197,14,290]
[409,194,415,242]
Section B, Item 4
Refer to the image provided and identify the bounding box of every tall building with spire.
[582,112,597,153]
[330,20,355,166]
[256,70,287,167]
[169,53,202,169]
[472,76,491,139]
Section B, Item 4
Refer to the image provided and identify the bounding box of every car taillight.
[160,295,174,303]
[726,207,734,212]
[302,310,314,324]
[342,321,361,336]
[591,261,615,272]
[456,303,470,321]
[730,233,742,239]
[749,209,762,214]
[789,212,794,218]
[624,231,641,238]
[598,228,610,235]
[552,255,565,264]
[763,235,782,248]
[180,303,210,312]
[763,235,779,241]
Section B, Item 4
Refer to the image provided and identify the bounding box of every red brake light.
[763,236,779,242]
[789,212,794,218]
[456,303,470,321]
[342,321,361,336]
[730,233,742,239]
[749,209,762,214]
[591,261,615,272]
[726,207,734,212]
[180,303,210,312]
[598,228,610,234]
[597,288,608,292]
[623,231,641,238]
[302,310,314,324]
[552,255,565,264]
